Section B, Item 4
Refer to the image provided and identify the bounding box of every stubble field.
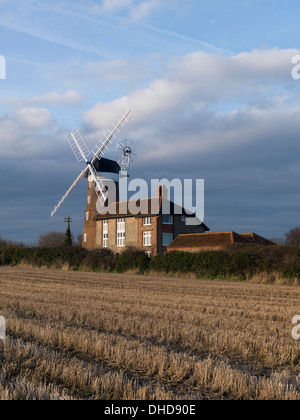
[0,266,299,400]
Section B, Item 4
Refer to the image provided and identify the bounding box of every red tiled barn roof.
[167,231,276,249]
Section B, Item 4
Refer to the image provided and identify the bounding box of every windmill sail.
[67,129,91,162]
[87,162,108,208]
[50,109,132,218]
[51,168,88,218]
[91,109,132,162]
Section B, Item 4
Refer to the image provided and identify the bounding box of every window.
[86,212,89,221]
[163,233,173,247]
[143,217,152,226]
[181,215,186,222]
[143,231,152,247]
[83,234,87,243]
[87,196,91,204]
[145,251,152,258]
[103,220,108,248]
[163,215,173,225]
[117,218,125,247]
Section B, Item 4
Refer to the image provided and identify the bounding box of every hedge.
[1,244,300,280]
[149,246,300,280]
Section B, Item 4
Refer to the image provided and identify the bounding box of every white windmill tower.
[51,109,132,221]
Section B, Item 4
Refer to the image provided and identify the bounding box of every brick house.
[82,184,209,256]
[167,231,276,252]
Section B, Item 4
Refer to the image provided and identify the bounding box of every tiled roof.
[93,197,210,231]
[167,232,276,249]
[94,197,161,219]
[238,233,276,246]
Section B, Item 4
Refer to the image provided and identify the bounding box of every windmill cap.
[93,157,121,174]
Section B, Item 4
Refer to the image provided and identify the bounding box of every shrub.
[82,249,116,271]
[150,246,300,280]
[115,248,150,273]
[0,247,87,269]
[2,244,300,281]
[150,251,232,278]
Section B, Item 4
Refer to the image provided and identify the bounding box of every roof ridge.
[176,231,233,236]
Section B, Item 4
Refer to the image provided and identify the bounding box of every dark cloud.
[2,48,300,243]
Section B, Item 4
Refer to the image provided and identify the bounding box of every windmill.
[51,109,132,218]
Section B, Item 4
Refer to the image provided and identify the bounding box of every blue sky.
[0,0,300,244]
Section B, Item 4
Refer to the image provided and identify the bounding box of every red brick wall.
[157,215,206,254]
[82,182,98,250]
[84,208,206,255]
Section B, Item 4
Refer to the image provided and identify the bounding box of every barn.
[167,231,276,253]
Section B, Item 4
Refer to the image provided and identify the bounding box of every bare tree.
[76,233,83,247]
[0,237,24,248]
[269,237,285,245]
[37,232,66,248]
[285,227,300,246]
[0,237,8,247]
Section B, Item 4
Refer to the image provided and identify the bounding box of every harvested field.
[0,266,299,400]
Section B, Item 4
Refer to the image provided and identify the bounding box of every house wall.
[114,217,138,254]
[84,199,207,255]
[136,216,157,257]
[95,216,157,256]
[157,215,206,255]
[157,215,173,255]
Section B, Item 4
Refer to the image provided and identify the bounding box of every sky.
[0,0,300,244]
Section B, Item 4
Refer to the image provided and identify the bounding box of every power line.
[0,221,56,236]
[1,218,74,236]
[0,216,82,237]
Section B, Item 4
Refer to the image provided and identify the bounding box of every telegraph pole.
[64,217,72,230]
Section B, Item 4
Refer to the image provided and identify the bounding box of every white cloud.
[100,0,169,20]
[101,0,135,14]
[30,90,83,106]
[16,107,52,130]
[0,110,62,159]
[84,48,300,163]
[0,90,83,108]
[130,0,162,20]
[82,57,158,84]
[85,48,299,119]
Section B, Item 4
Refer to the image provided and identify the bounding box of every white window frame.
[86,212,90,221]
[83,233,87,243]
[143,231,152,247]
[162,233,173,247]
[87,196,91,204]
[143,217,152,226]
[145,251,152,258]
[117,218,126,247]
[103,220,108,248]
[163,215,173,225]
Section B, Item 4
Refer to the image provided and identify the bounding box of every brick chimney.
[157,185,168,199]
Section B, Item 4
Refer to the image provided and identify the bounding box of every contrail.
[0,0,234,59]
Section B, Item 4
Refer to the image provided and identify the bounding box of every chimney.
[157,185,168,199]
